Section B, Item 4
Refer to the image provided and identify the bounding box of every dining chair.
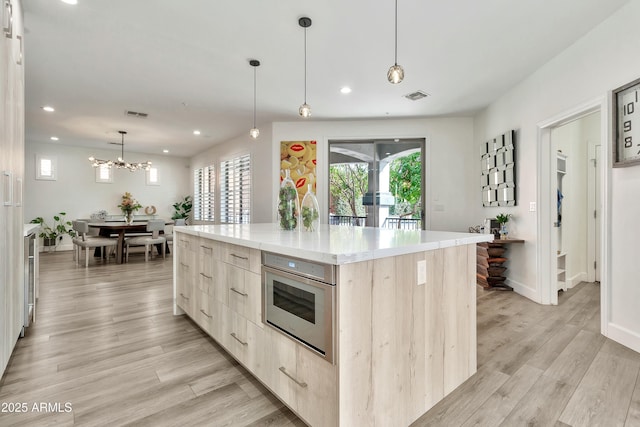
[164,218,186,247]
[124,219,166,262]
[72,220,118,267]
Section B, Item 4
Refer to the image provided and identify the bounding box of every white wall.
[191,123,273,224]
[272,117,477,232]
[25,142,191,249]
[475,0,640,352]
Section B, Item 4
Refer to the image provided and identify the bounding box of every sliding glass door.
[328,139,425,229]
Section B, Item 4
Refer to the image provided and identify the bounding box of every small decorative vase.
[125,211,134,225]
[300,184,319,231]
[499,223,508,240]
[278,169,299,231]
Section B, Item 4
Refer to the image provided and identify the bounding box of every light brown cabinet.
[174,231,477,427]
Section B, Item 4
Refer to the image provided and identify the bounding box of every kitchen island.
[173,223,492,427]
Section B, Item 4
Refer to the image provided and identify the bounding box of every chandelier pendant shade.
[387,0,404,84]
[88,131,152,172]
[299,17,312,118]
[249,59,260,139]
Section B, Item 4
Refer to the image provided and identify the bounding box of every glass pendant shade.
[387,64,404,84]
[249,127,259,139]
[299,103,311,118]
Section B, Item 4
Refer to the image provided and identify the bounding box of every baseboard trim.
[505,278,541,304]
[607,322,640,354]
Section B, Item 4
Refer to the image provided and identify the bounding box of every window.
[146,167,159,185]
[220,154,251,224]
[36,155,57,180]
[95,164,113,183]
[193,165,215,222]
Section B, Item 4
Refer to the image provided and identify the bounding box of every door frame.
[536,96,609,335]
[326,138,427,229]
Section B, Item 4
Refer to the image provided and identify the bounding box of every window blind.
[220,154,251,224]
[193,165,215,222]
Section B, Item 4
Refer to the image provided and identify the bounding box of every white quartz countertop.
[175,223,493,265]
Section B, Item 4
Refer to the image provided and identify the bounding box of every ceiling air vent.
[404,90,429,101]
[125,110,149,118]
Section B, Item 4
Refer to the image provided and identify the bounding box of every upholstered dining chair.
[124,219,166,262]
[164,218,186,247]
[72,220,118,267]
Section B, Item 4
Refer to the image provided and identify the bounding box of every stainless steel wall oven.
[262,252,335,364]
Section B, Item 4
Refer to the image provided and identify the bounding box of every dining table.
[88,220,172,264]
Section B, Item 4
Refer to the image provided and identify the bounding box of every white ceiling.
[23,0,630,158]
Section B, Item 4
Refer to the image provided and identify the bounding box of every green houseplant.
[30,212,76,246]
[495,213,512,240]
[172,196,192,224]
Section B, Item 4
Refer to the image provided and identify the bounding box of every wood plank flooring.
[0,251,638,426]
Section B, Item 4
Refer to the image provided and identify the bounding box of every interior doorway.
[551,112,601,293]
[328,139,425,229]
[537,99,608,314]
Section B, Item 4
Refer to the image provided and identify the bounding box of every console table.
[476,239,524,290]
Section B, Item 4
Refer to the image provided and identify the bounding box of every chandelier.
[88,131,152,172]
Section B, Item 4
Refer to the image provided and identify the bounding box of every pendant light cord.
[121,132,125,161]
[394,0,398,66]
[304,27,307,103]
[253,66,257,127]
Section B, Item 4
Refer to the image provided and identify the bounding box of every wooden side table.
[477,239,524,290]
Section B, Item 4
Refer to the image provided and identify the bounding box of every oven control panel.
[262,252,335,285]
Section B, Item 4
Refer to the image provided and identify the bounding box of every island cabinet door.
[223,306,267,379]
[225,263,262,328]
[175,234,198,316]
[295,346,338,427]
[191,289,213,335]
[262,327,338,427]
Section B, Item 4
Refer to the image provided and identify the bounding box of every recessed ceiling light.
[50,136,59,141]
[193,130,201,135]
[42,106,55,112]
[340,87,352,94]
[163,149,169,153]
[60,0,78,4]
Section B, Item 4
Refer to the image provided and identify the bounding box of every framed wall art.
[482,130,516,207]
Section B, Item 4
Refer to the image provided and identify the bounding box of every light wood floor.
[1,251,639,426]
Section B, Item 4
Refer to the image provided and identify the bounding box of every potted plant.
[172,196,192,224]
[30,212,76,247]
[495,213,512,240]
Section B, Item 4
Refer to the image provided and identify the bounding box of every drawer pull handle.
[180,263,189,269]
[279,367,307,388]
[230,332,248,346]
[200,272,212,279]
[230,253,249,260]
[199,309,212,319]
[230,287,248,297]
[200,245,212,252]
[179,293,189,300]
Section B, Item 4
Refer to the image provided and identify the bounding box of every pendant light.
[387,0,404,84]
[298,17,312,118]
[88,131,152,172]
[249,59,260,139]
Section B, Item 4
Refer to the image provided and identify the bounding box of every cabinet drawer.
[224,308,267,380]
[226,265,262,327]
[193,289,222,338]
[264,328,299,413]
[176,233,198,254]
[176,275,195,317]
[223,243,260,274]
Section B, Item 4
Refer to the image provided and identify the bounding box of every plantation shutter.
[193,165,215,221]
[220,154,251,224]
